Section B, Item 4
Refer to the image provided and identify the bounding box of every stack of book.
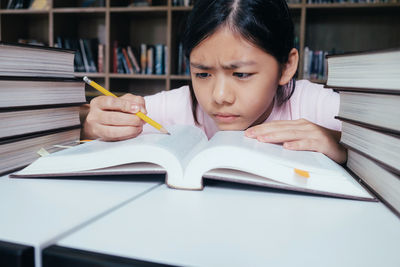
[0,42,86,175]
[325,48,400,216]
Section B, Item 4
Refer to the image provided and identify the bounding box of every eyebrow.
[190,61,257,71]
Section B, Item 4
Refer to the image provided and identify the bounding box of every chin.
[217,123,247,131]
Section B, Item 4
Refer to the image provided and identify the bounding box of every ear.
[278,48,299,86]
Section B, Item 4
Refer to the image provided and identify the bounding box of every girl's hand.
[82,94,147,141]
[245,119,347,164]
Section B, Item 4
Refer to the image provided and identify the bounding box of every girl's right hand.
[82,93,147,141]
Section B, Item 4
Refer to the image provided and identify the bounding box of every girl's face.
[190,26,282,131]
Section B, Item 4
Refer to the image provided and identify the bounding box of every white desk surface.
[0,174,161,267]
[57,183,400,267]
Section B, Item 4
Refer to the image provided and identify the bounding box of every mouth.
[213,113,240,123]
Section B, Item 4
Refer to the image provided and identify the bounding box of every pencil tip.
[160,127,171,135]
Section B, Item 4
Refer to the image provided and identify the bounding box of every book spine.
[117,48,127,74]
[122,47,134,74]
[178,42,183,75]
[164,45,168,75]
[113,41,118,73]
[83,39,97,73]
[146,46,154,75]
[155,44,163,75]
[98,43,104,73]
[140,44,147,75]
[127,46,140,73]
[303,46,310,79]
[79,39,90,73]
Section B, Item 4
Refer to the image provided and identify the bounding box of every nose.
[212,76,235,105]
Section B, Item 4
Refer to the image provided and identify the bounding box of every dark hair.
[182,0,296,124]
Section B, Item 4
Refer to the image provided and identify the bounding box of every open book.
[13,125,374,200]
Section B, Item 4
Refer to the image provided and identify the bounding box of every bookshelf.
[0,0,400,98]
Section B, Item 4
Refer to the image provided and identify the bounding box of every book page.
[205,131,345,174]
[16,125,207,177]
[183,130,373,198]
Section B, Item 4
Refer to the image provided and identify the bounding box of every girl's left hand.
[245,119,347,164]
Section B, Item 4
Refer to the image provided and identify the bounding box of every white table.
[0,174,162,267]
[54,183,400,267]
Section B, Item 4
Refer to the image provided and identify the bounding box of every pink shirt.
[144,79,341,138]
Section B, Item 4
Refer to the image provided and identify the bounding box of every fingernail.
[131,105,139,113]
[140,107,147,114]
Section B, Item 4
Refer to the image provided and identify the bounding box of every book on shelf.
[172,0,193,6]
[339,121,399,175]
[13,125,375,201]
[164,45,168,75]
[56,37,100,73]
[140,43,147,74]
[81,0,105,7]
[6,0,33,9]
[127,46,141,73]
[347,149,400,217]
[146,46,154,75]
[112,42,166,75]
[325,48,400,91]
[155,44,164,75]
[177,42,190,75]
[1,127,81,175]
[128,0,152,7]
[0,42,75,78]
[303,47,328,81]
[97,43,104,73]
[29,0,50,10]
[122,48,134,74]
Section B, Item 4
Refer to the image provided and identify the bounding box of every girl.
[82,0,347,164]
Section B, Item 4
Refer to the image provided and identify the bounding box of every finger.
[120,94,147,114]
[256,129,312,143]
[283,139,319,152]
[245,119,310,137]
[94,124,143,141]
[91,95,138,114]
[98,110,145,127]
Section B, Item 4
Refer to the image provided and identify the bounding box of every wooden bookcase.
[1,0,400,98]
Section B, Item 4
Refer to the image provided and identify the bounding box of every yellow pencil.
[83,76,170,135]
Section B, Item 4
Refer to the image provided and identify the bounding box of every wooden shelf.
[1,0,399,94]
[171,6,193,11]
[109,74,167,80]
[170,75,191,80]
[0,9,48,14]
[52,7,107,13]
[109,6,168,12]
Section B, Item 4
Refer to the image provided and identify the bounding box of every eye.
[233,72,252,79]
[195,73,211,79]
